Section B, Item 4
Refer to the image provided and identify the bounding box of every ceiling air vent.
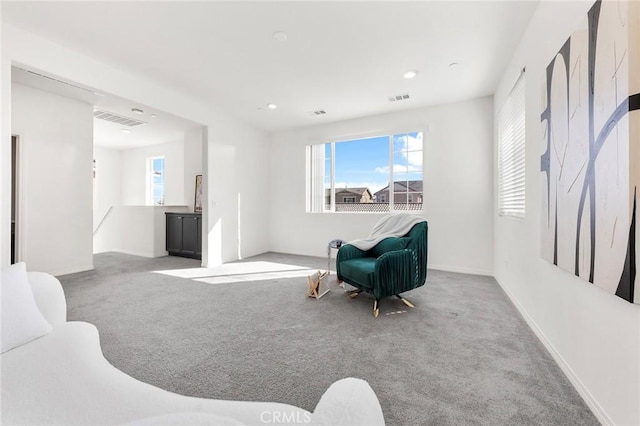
[94,109,146,127]
[15,66,96,94]
[306,110,327,116]
[388,93,411,103]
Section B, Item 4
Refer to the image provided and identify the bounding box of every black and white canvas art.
[541,0,639,304]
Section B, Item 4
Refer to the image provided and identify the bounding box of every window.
[307,131,423,213]
[498,73,526,218]
[147,156,165,206]
[392,132,423,210]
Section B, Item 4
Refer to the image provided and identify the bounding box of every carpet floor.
[58,252,598,426]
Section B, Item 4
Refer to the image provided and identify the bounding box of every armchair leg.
[396,295,415,308]
[373,299,379,318]
[348,289,362,299]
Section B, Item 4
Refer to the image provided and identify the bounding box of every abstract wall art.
[541,0,639,304]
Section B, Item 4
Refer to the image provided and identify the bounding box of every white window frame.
[498,72,526,219]
[146,155,165,206]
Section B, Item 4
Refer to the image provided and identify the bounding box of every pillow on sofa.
[1,262,52,353]
[370,237,410,257]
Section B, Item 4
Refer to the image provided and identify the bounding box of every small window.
[147,156,165,206]
[498,73,526,218]
[343,196,356,203]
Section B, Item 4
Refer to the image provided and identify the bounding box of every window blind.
[498,73,526,219]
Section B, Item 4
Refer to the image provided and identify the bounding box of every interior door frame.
[11,134,24,264]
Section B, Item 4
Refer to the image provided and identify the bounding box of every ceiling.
[2,1,539,133]
[12,66,201,150]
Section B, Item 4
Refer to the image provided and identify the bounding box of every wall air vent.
[388,93,411,103]
[306,110,327,116]
[94,110,146,127]
[14,66,97,94]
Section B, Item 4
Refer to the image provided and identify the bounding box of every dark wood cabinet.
[165,212,202,259]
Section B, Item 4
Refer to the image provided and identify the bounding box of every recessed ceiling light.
[449,62,459,69]
[122,129,131,133]
[131,108,144,115]
[402,70,418,79]
[273,31,288,42]
[267,103,278,110]
[151,114,157,118]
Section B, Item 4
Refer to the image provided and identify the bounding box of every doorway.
[11,135,19,264]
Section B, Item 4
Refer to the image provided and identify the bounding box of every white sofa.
[1,266,385,425]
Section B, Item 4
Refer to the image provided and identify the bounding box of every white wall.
[184,126,203,212]
[93,146,122,232]
[209,121,270,264]
[494,1,640,425]
[103,128,202,211]
[1,24,269,269]
[121,139,184,206]
[11,83,93,275]
[269,97,494,275]
[93,205,187,257]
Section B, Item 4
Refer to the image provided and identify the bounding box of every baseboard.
[428,264,493,276]
[51,264,94,277]
[494,276,612,426]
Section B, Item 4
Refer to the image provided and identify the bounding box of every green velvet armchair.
[336,221,428,317]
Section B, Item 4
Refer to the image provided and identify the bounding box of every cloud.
[395,134,423,167]
[374,133,423,174]
[405,151,423,167]
[374,164,422,174]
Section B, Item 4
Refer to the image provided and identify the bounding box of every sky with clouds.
[326,132,423,195]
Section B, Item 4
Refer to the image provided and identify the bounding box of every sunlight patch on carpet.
[195,269,317,285]
[153,261,317,285]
